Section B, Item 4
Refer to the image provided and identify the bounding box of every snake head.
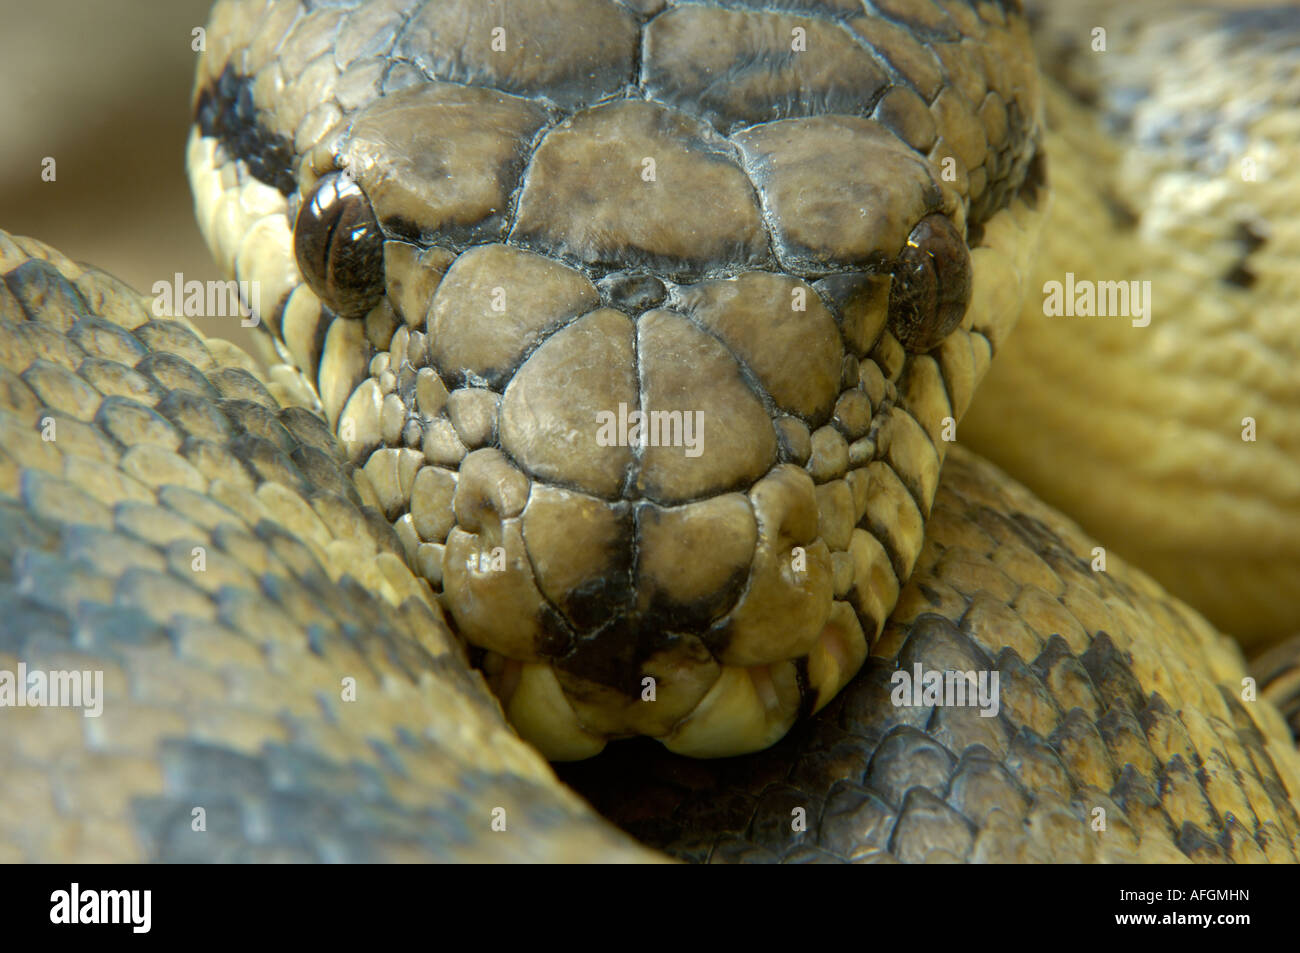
[190,7,1042,763]
[285,95,974,761]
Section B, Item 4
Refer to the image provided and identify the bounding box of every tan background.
[0,0,225,315]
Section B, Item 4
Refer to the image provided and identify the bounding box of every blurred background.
[0,0,231,333]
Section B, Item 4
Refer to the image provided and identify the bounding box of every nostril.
[749,464,821,548]
[452,448,530,535]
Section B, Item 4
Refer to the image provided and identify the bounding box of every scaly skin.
[0,229,652,862]
[0,0,1296,862]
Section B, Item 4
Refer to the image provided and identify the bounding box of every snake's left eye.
[886,214,972,353]
[293,171,385,317]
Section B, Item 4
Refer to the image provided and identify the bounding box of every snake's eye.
[293,171,386,317]
[886,214,972,353]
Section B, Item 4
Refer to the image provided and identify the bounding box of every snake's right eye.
[293,171,386,317]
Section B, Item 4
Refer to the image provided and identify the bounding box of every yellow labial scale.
[504,663,607,762]
[882,407,941,517]
[900,353,955,445]
[806,603,868,712]
[846,527,899,644]
[663,661,801,759]
[861,460,926,581]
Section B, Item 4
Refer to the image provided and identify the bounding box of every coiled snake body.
[1,0,1298,862]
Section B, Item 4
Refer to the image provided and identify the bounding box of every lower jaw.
[480,602,868,761]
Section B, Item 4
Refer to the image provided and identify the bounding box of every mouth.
[453,460,873,761]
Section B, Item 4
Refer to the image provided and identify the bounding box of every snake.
[1,0,1298,863]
